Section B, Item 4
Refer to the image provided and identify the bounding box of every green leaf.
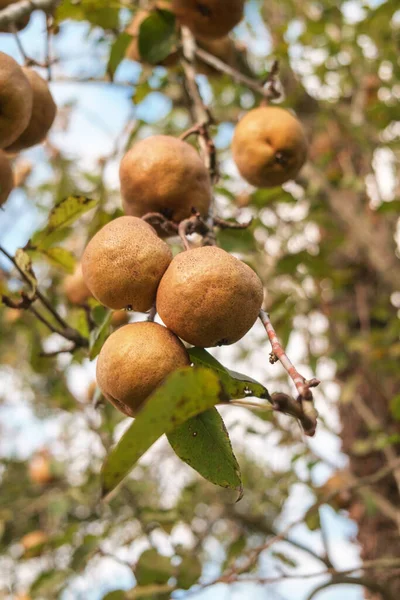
[36,247,76,273]
[167,408,242,495]
[135,549,174,586]
[176,554,202,590]
[108,32,133,79]
[30,570,69,596]
[70,534,99,571]
[138,10,176,65]
[101,368,224,497]
[271,550,298,568]
[217,227,257,253]
[89,310,112,360]
[223,534,246,569]
[15,248,37,298]
[189,347,270,402]
[390,394,400,421]
[31,196,98,246]
[102,592,126,600]
[376,199,400,214]
[305,510,321,531]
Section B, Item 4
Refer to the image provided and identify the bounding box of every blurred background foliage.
[0,0,399,599]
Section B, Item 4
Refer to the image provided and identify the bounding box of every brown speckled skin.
[0,150,13,206]
[82,217,172,311]
[96,322,190,416]
[172,0,244,39]
[120,135,212,222]
[63,264,92,305]
[0,53,33,149]
[157,246,264,347]
[232,106,308,188]
[6,69,56,152]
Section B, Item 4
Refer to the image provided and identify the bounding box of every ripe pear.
[96,322,190,416]
[232,106,308,188]
[6,68,56,152]
[157,246,264,347]
[63,263,92,305]
[0,149,13,207]
[82,216,172,311]
[120,135,212,223]
[125,9,178,66]
[111,309,130,328]
[171,0,244,40]
[28,451,53,486]
[0,0,30,31]
[21,530,48,558]
[0,52,33,149]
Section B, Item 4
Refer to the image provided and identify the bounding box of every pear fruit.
[0,150,13,207]
[96,322,190,417]
[120,135,212,223]
[232,106,308,188]
[21,530,48,558]
[82,216,172,311]
[28,451,54,486]
[157,246,264,347]
[0,52,33,149]
[6,68,56,152]
[171,0,244,40]
[63,264,92,305]
[0,0,30,31]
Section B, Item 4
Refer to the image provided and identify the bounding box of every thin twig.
[259,309,320,400]
[0,0,61,30]
[194,47,282,100]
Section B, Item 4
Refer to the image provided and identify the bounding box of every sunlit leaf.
[168,408,242,496]
[101,368,224,497]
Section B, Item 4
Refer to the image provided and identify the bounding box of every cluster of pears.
[125,0,247,75]
[0,51,57,206]
[81,95,307,418]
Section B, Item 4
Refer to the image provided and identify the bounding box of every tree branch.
[0,0,60,29]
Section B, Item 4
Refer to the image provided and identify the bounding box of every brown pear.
[6,68,56,152]
[28,451,54,486]
[120,135,212,223]
[0,149,13,206]
[21,531,48,558]
[0,52,33,149]
[96,322,190,416]
[157,246,264,347]
[0,0,30,31]
[171,0,244,39]
[82,216,172,311]
[232,106,308,188]
[63,263,92,305]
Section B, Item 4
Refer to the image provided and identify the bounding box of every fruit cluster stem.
[259,309,320,400]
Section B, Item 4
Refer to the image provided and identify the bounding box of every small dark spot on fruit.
[196,2,211,17]
[217,338,229,346]
[275,151,289,167]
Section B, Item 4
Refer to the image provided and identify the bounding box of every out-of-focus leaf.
[70,534,99,571]
[36,247,76,273]
[138,10,176,64]
[108,32,133,78]
[31,196,97,247]
[15,248,37,298]
[168,408,242,496]
[30,569,69,596]
[89,310,112,360]
[176,554,202,590]
[135,549,174,586]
